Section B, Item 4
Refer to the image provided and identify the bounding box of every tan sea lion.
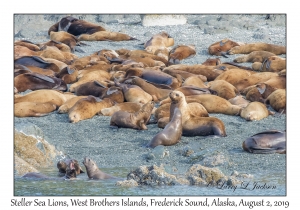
[147,107,182,148]
[233,51,276,63]
[82,157,117,180]
[14,45,38,59]
[214,68,255,86]
[55,66,78,84]
[57,158,84,175]
[144,31,174,54]
[14,72,67,92]
[14,102,57,117]
[163,68,206,81]
[38,46,78,64]
[49,31,79,52]
[252,56,286,72]
[37,40,72,52]
[68,96,115,123]
[265,89,286,113]
[202,58,221,66]
[48,16,106,36]
[57,96,87,114]
[182,75,208,88]
[207,80,239,100]
[14,40,41,51]
[99,102,143,116]
[100,86,125,103]
[110,101,155,130]
[240,101,274,121]
[168,45,196,64]
[242,130,286,154]
[228,43,286,55]
[41,57,68,71]
[15,65,56,77]
[14,56,60,72]
[124,76,172,102]
[14,89,76,107]
[228,95,250,108]
[208,39,241,57]
[78,31,137,41]
[185,94,242,115]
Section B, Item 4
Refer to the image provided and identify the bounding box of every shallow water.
[14,167,285,196]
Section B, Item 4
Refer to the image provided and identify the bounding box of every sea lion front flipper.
[28,73,55,83]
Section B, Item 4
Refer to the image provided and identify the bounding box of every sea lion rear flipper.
[28,73,55,83]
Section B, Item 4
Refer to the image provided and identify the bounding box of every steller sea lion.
[49,31,80,52]
[99,102,143,116]
[14,72,67,92]
[228,43,286,55]
[163,68,206,81]
[110,101,155,130]
[14,56,60,72]
[147,107,182,148]
[37,40,72,52]
[38,46,78,65]
[57,96,87,114]
[48,16,106,36]
[228,95,250,108]
[168,44,196,64]
[265,89,286,113]
[68,96,115,123]
[213,68,255,87]
[233,51,276,63]
[14,40,40,51]
[208,38,242,57]
[82,157,118,180]
[252,56,286,72]
[144,31,174,54]
[55,66,78,84]
[14,89,76,107]
[202,58,221,66]
[240,101,274,121]
[242,130,286,154]
[182,75,208,88]
[57,158,85,176]
[207,80,239,100]
[78,31,138,41]
[14,102,57,117]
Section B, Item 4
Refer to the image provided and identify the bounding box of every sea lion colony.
[15,16,286,178]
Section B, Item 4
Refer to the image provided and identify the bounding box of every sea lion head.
[169,91,184,103]
[64,159,77,179]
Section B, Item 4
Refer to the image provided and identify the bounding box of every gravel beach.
[13,14,286,196]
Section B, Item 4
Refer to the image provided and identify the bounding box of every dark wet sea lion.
[147,107,182,148]
[74,80,107,97]
[110,101,155,130]
[14,72,67,92]
[48,16,106,36]
[57,159,85,175]
[242,130,286,154]
[83,157,118,180]
[14,56,60,72]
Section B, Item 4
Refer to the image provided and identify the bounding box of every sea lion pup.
[228,95,250,108]
[168,44,196,64]
[233,51,276,63]
[57,96,87,114]
[14,72,67,92]
[100,102,143,116]
[69,70,111,92]
[14,40,41,51]
[234,72,278,92]
[37,40,72,52]
[14,56,60,72]
[68,96,115,123]
[228,43,286,55]
[208,38,241,57]
[252,56,286,72]
[162,64,221,81]
[240,101,274,121]
[147,108,182,148]
[14,89,76,106]
[202,58,222,66]
[82,157,118,180]
[49,31,80,52]
[124,76,172,102]
[48,16,106,36]
[185,94,242,115]
[265,89,286,113]
[242,130,286,154]
[207,80,239,100]
[55,66,78,84]
[14,102,57,117]
[144,31,174,53]
[57,158,85,176]
[110,101,155,130]
[114,80,152,104]
[182,75,208,88]
[23,159,79,180]
[213,68,255,86]
[78,31,138,41]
